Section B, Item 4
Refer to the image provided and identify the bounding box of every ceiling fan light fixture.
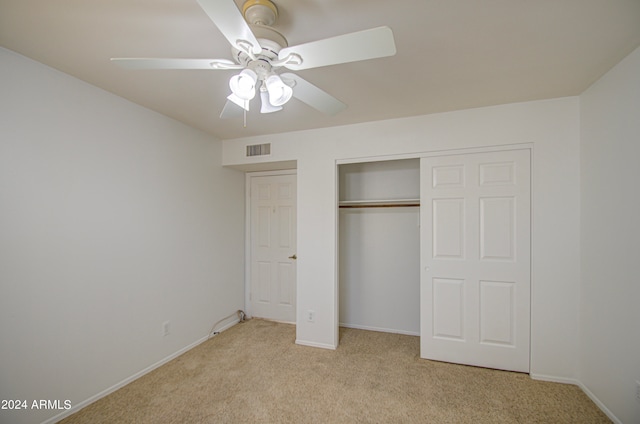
[114,0,397,122]
[260,90,283,113]
[229,69,258,100]
[266,74,293,106]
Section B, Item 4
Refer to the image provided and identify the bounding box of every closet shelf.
[339,199,420,208]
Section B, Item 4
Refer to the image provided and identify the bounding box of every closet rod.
[339,203,420,208]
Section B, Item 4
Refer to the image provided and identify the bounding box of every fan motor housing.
[232,25,288,68]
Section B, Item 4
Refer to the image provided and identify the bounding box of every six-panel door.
[250,173,297,323]
[420,149,531,372]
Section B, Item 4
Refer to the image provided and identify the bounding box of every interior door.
[420,149,530,372]
[249,173,297,323]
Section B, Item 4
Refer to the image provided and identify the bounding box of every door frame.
[245,169,297,319]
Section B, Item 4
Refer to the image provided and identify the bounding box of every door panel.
[250,173,297,323]
[257,206,271,247]
[421,149,530,372]
[257,262,271,303]
[480,196,515,260]
[479,280,515,346]
[432,277,465,340]
[277,262,295,305]
[278,206,293,247]
[433,198,465,259]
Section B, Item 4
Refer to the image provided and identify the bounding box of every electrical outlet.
[162,321,170,337]
[636,381,640,403]
[306,310,315,323]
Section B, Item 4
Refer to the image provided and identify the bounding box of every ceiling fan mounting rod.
[242,0,278,26]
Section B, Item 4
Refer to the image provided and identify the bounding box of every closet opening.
[338,158,420,336]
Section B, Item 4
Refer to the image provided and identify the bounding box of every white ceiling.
[1,0,639,140]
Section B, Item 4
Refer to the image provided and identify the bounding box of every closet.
[337,149,531,373]
[338,159,420,335]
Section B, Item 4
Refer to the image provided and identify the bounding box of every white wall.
[223,96,582,380]
[0,48,245,424]
[579,46,640,424]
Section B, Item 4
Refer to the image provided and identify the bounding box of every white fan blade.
[197,0,262,55]
[110,58,243,70]
[219,100,245,119]
[278,26,396,71]
[281,73,347,116]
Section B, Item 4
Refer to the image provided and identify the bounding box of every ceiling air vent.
[246,143,271,157]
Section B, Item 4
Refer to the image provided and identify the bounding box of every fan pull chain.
[243,100,248,127]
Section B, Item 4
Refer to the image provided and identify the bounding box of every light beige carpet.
[60,319,610,423]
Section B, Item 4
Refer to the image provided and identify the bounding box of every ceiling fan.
[111,0,396,119]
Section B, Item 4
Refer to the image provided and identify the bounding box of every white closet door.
[420,149,530,372]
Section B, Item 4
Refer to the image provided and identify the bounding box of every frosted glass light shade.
[229,69,257,100]
[260,90,282,113]
[266,74,293,106]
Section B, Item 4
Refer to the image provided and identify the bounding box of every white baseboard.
[295,339,337,350]
[339,322,420,337]
[214,318,241,334]
[530,374,621,424]
[44,319,240,424]
[575,381,622,424]
[530,373,580,385]
[253,317,295,325]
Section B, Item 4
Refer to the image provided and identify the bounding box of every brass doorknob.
[288,254,297,260]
